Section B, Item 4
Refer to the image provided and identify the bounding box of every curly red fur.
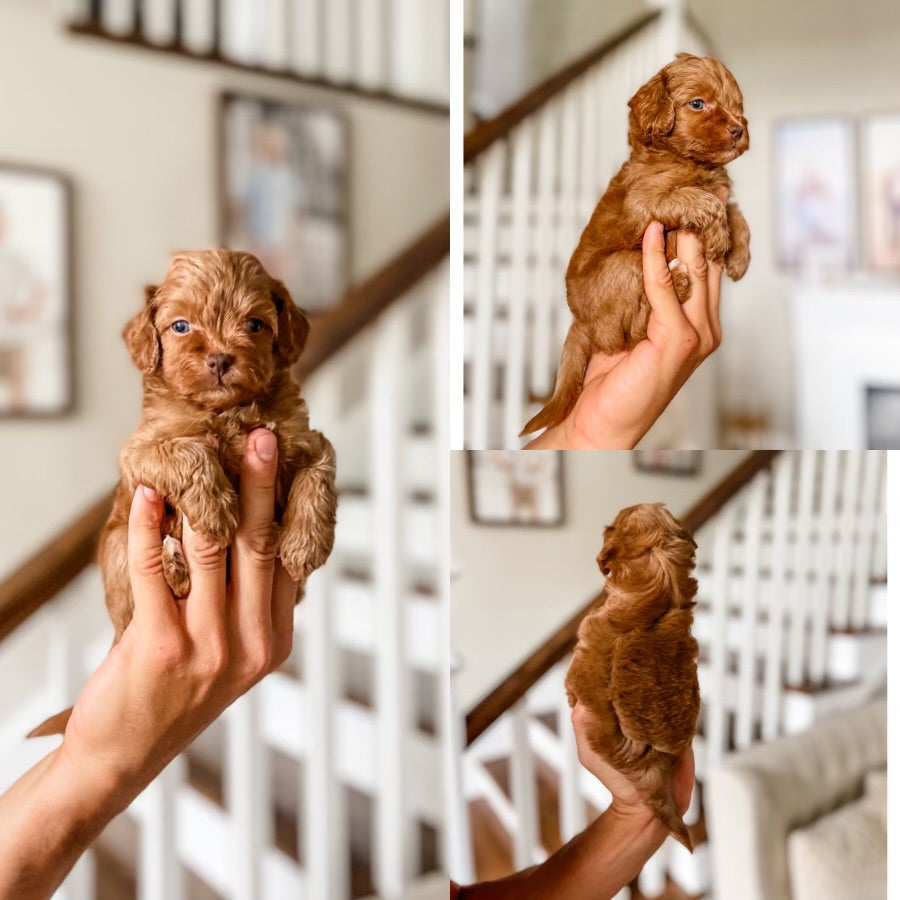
[565,503,700,850]
[522,54,751,435]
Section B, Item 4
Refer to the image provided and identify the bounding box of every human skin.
[527,219,725,451]
[0,428,297,899]
[456,704,696,900]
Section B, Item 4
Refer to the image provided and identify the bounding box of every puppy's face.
[123,250,309,408]
[597,503,696,580]
[628,53,749,165]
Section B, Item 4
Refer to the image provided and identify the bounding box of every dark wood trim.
[464,10,661,164]
[67,23,449,118]
[295,213,449,380]
[464,450,781,746]
[0,491,114,642]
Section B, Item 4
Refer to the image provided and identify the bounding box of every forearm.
[0,747,129,899]
[460,803,667,900]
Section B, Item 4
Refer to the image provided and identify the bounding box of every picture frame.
[859,112,900,272]
[467,451,565,527]
[219,91,350,312]
[773,117,857,275]
[634,450,702,476]
[0,162,72,418]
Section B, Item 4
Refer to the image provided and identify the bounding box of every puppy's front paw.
[278,518,333,587]
[725,243,750,281]
[702,223,731,262]
[681,192,728,234]
[180,482,239,546]
[162,535,191,598]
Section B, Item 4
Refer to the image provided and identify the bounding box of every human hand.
[55,428,298,800]
[571,703,695,826]
[528,220,724,450]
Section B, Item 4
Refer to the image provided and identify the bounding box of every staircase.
[452,451,887,897]
[462,7,722,449]
[0,217,449,900]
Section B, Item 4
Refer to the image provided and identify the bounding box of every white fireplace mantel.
[790,282,900,448]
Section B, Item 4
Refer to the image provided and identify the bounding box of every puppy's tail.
[27,706,73,739]
[641,765,693,853]
[520,323,592,436]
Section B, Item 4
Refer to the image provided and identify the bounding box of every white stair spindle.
[734,473,765,750]
[372,304,410,895]
[355,0,387,90]
[101,0,135,35]
[291,0,321,76]
[810,450,840,682]
[510,700,540,870]
[261,0,290,69]
[762,453,792,740]
[182,0,215,54]
[555,87,580,352]
[705,504,733,765]
[577,71,600,218]
[142,0,177,44]
[323,0,352,84]
[501,122,534,448]
[787,450,817,686]
[469,142,505,449]
[557,692,587,842]
[638,842,668,897]
[834,451,862,629]
[851,451,883,629]
[139,756,186,900]
[227,690,270,900]
[221,0,262,65]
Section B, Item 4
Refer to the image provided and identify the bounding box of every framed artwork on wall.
[467,451,565,527]
[634,450,702,476]
[220,92,350,312]
[860,113,900,272]
[774,118,857,276]
[0,163,72,417]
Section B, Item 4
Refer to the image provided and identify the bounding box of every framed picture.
[634,450,702,476]
[774,118,857,275]
[467,451,565,526]
[0,163,72,417]
[860,113,900,272]
[220,92,350,312]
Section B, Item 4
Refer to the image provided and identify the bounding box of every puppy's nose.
[728,124,744,140]
[206,353,234,377]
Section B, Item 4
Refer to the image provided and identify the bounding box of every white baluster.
[833,451,862,629]
[810,450,840,683]
[529,103,559,400]
[734,473,765,750]
[323,0,352,83]
[291,0,321,76]
[638,842,668,898]
[787,451,816,686]
[469,142,504,450]
[142,0,177,44]
[371,304,410,895]
[873,452,887,579]
[261,0,290,69]
[502,122,534,449]
[227,690,270,900]
[182,0,215,54]
[851,450,884,629]
[762,453,792,741]
[577,71,600,219]
[557,691,586,842]
[140,756,186,900]
[509,700,539,869]
[705,503,733,765]
[101,0,135,35]
[220,0,262,65]
[355,0,386,90]
[555,87,580,352]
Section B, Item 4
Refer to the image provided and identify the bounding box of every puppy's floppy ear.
[122,285,160,375]
[271,278,310,366]
[597,534,620,577]
[628,71,675,141]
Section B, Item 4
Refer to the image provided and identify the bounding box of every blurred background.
[462,0,900,449]
[449,449,887,899]
[0,2,449,898]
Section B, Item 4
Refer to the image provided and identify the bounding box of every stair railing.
[455,450,887,898]
[463,8,711,448]
[0,214,449,900]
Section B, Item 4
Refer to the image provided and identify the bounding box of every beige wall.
[0,2,448,579]
[451,450,749,709]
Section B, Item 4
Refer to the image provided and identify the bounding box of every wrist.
[50,742,135,824]
[606,798,667,841]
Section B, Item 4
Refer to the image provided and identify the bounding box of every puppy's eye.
[171,320,191,334]
[246,318,264,333]
[689,99,706,110]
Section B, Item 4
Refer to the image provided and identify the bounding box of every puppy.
[30,250,337,737]
[522,53,751,435]
[565,503,700,850]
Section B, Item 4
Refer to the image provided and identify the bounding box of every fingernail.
[653,221,664,235]
[255,431,277,462]
[141,485,160,502]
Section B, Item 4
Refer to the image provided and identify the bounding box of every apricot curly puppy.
[565,503,700,850]
[522,53,751,435]
[30,250,337,737]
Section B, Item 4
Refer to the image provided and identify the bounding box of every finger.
[707,257,724,349]
[182,513,227,637]
[270,561,298,667]
[675,230,713,354]
[641,222,684,331]
[127,486,177,631]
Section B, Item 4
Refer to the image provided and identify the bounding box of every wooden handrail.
[0,215,449,642]
[464,10,661,164]
[464,450,781,746]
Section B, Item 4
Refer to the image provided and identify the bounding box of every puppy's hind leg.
[162,535,191,598]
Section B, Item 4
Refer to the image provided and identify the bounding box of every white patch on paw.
[163,535,183,554]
